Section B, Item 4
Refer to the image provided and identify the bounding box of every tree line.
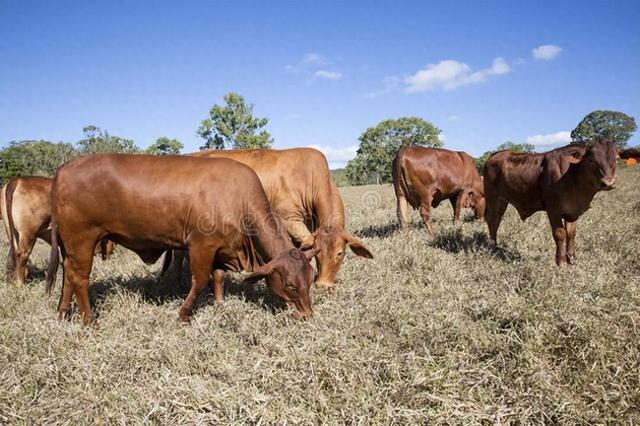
[0,92,636,186]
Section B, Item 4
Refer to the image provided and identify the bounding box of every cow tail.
[4,179,19,277]
[392,153,404,197]
[393,150,413,206]
[45,214,59,296]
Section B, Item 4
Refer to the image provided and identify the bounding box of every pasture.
[0,165,638,424]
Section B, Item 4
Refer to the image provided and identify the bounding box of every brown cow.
[178,147,373,290]
[483,140,618,265]
[1,176,114,286]
[46,154,318,324]
[392,146,486,232]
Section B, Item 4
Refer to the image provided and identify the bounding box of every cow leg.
[14,236,37,287]
[565,220,577,265]
[57,240,96,325]
[486,198,508,243]
[548,214,567,266]
[419,202,435,233]
[396,193,409,230]
[160,250,173,276]
[212,269,225,305]
[160,250,187,284]
[178,245,214,322]
[450,194,464,225]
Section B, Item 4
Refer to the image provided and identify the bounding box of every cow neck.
[316,183,345,229]
[249,206,293,264]
[566,159,600,199]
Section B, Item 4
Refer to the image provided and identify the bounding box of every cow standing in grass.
[392,146,486,232]
[169,147,373,290]
[46,154,317,324]
[483,139,618,265]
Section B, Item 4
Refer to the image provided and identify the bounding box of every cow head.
[586,140,618,190]
[301,225,373,290]
[244,247,318,319]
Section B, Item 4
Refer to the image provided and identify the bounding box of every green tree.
[345,117,442,185]
[197,92,273,150]
[571,110,637,148]
[475,141,535,171]
[147,136,183,155]
[77,125,140,154]
[0,140,77,184]
[330,168,350,187]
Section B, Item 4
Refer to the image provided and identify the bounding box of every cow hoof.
[315,281,335,291]
[58,309,72,321]
[566,254,577,265]
[177,315,191,324]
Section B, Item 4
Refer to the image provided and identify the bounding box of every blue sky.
[1,0,638,168]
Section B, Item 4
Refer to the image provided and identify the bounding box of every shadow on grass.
[354,220,430,238]
[462,213,479,223]
[88,261,286,317]
[25,264,48,284]
[430,228,522,262]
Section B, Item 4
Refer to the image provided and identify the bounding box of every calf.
[483,140,618,265]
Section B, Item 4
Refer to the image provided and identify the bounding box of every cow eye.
[336,251,344,258]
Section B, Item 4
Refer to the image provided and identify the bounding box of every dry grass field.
[0,165,638,424]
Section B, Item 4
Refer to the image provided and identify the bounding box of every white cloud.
[447,115,459,121]
[404,57,511,93]
[314,70,342,80]
[307,144,357,169]
[532,45,562,61]
[303,53,327,65]
[286,52,332,74]
[526,131,571,146]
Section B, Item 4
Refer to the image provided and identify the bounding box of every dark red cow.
[483,140,618,265]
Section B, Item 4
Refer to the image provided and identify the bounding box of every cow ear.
[242,260,276,284]
[565,149,585,164]
[302,247,320,260]
[344,232,373,259]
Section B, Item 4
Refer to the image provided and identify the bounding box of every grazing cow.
[483,140,618,265]
[171,147,373,290]
[392,146,486,232]
[1,176,114,286]
[46,154,318,324]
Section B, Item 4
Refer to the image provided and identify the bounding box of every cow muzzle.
[291,308,313,320]
[600,177,615,190]
[288,299,313,320]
